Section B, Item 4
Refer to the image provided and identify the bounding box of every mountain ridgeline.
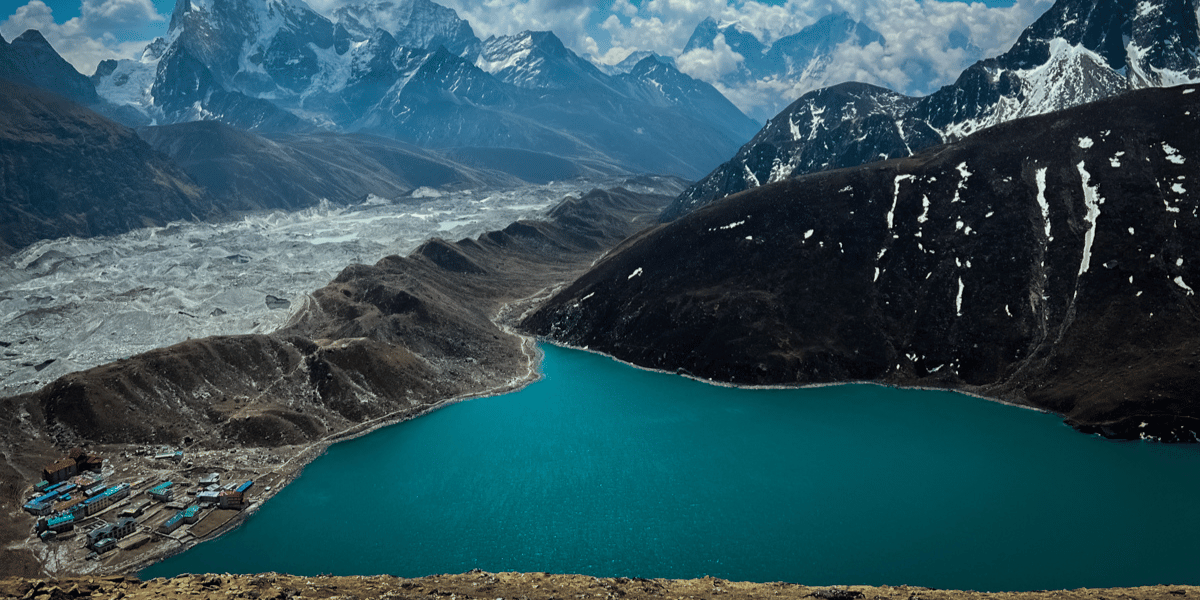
[525,84,1200,441]
[89,0,760,179]
[0,79,211,256]
[667,0,1200,219]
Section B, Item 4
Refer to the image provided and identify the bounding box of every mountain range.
[87,0,760,179]
[667,0,1200,219]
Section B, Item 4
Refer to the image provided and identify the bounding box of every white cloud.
[81,0,162,37]
[1,0,165,75]
[596,0,1055,119]
[676,32,745,82]
[439,0,598,51]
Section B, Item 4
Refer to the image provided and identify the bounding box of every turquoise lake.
[143,344,1200,591]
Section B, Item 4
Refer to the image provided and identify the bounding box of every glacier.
[0,180,635,397]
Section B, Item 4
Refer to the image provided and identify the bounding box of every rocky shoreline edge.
[2,571,1195,600]
[115,335,544,578]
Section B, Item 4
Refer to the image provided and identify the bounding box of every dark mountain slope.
[663,82,933,220]
[524,84,1200,441]
[0,79,211,256]
[137,121,511,211]
[0,30,99,107]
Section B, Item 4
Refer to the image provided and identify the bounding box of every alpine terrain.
[526,83,1200,442]
[667,0,1200,218]
[0,79,211,256]
[89,0,760,178]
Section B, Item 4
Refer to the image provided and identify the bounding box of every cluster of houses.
[22,449,254,558]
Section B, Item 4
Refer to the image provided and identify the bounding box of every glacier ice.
[0,181,618,397]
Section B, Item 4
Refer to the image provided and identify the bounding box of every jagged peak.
[488,30,569,53]
[13,29,53,49]
[628,55,674,77]
[478,30,570,66]
[999,0,1200,71]
[141,37,168,62]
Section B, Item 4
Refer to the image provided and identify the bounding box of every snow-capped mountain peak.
[668,0,1200,218]
[88,0,758,177]
[331,0,480,58]
[477,31,612,91]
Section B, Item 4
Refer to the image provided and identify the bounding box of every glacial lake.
[143,344,1200,591]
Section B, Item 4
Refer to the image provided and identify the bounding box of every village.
[15,444,286,575]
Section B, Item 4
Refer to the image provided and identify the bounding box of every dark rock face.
[0,30,99,106]
[1,184,675,449]
[0,79,211,256]
[525,85,1200,441]
[663,83,935,220]
[150,42,312,133]
[669,0,1200,218]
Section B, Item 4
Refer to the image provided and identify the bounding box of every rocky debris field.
[1,572,1196,600]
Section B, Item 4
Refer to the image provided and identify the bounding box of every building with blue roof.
[148,481,174,502]
[23,483,79,516]
[46,512,76,532]
[82,483,130,516]
[159,505,201,534]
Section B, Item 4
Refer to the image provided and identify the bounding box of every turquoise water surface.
[143,344,1200,590]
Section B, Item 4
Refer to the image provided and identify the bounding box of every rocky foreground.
[1,572,1196,600]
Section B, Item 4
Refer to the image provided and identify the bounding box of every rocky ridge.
[0,79,211,257]
[135,121,518,213]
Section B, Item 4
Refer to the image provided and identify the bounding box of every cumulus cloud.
[435,0,599,52]
[1,0,165,75]
[597,0,1055,119]
[676,33,745,81]
[80,0,162,37]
